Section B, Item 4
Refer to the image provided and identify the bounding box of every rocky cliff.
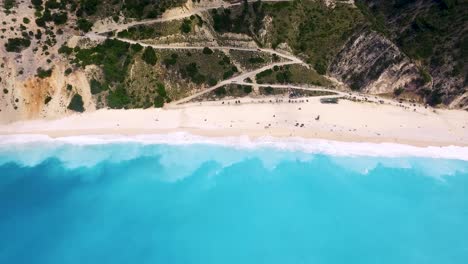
[329,29,425,96]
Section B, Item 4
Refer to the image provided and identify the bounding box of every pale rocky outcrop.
[329,30,423,94]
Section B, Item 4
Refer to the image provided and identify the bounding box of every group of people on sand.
[219,97,315,106]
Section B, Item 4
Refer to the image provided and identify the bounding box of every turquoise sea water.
[1,140,468,263]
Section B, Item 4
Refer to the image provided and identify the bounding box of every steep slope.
[329,29,425,96]
[1,0,466,124]
[355,0,467,107]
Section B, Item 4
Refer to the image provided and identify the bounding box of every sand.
[1,96,467,147]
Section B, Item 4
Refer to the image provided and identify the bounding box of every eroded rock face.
[329,30,424,95]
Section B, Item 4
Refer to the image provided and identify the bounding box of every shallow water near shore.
[1,137,468,263]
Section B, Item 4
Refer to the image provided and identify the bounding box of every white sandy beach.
[1,96,467,147]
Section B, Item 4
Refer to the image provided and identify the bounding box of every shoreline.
[1,132,468,162]
[1,97,467,150]
[1,127,466,148]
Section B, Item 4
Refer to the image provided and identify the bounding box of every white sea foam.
[1,132,468,160]
[1,133,467,180]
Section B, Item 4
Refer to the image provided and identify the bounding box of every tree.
[180,19,191,33]
[156,82,166,97]
[5,38,31,52]
[243,86,252,94]
[142,46,157,65]
[154,95,165,108]
[68,94,85,112]
[203,47,213,55]
[77,18,93,32]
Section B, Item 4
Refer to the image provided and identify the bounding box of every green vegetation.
[154,95,165,108]
[36,67,53,78]
[256,65,331,86]
[154,83,170,107]
[117,20,184,40]
[214,87,227,96]
[393,87,404,96]
[248,57,265,64]
[203,47,213,55]
[256,69,273,80]
[44,96,52,104]
[3,0,15,11]
[5,38,31,52]
[119,0,186,20]
[265,1,364,72]
[185,62,206,84]
[356,0,466,106]
[67,94,85,112]
[90,79,107,94]
[420,68,432,85]
[71,39,143,109]
[3,89,8,94]
[210,0,364,73]
[107,85,130,109]
[74,39,135,84]
[23,17,30,24]
[180,18,192,33]
[163,53,178,66]
[142,46,157,65]
[198,84,254,101]
[58,45,73,55]
[64,68,72,76]
[77,18,93,32]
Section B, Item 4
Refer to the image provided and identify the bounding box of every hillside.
[0,0,466,123]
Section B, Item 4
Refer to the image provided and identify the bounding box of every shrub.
[223,70,234,79]
[243,86,252,94]
[393,87,404,96]
[37,67,53,78]
[420,68,432,84]
[215,87,227,96]
[208,78,218,86]
[314,61,327,75]
[23,17,30,24]
[249,57,265,64]
[154,95,165,108]
[131,43,143,52]
[264,86,274,94]
[156,82,166,97]
[427,88,443,106]
[256,69,273,79]
[5,38,31,52]
[77,18,93,32]
[90,79,105,94]
[3,89,8,94]
[68,94,85,112]
[276,70,292,84]
[44,96,52,104]
[203,47,213,55]
[180,19,191,33]
[350,82,360,91]
[107,85,130,109]
[3,0,15,10]
[64,68,72,75]
[66,84,73,91]
[35,17,46,27]
[52,12,68,25]
[58,45,73,55]
[142,46,157,65]
[80,0,99,16]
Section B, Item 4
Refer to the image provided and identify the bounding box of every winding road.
[83,0,363,108]
[93,0,293,34]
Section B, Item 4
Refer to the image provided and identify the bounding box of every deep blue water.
[0,143,467,263]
